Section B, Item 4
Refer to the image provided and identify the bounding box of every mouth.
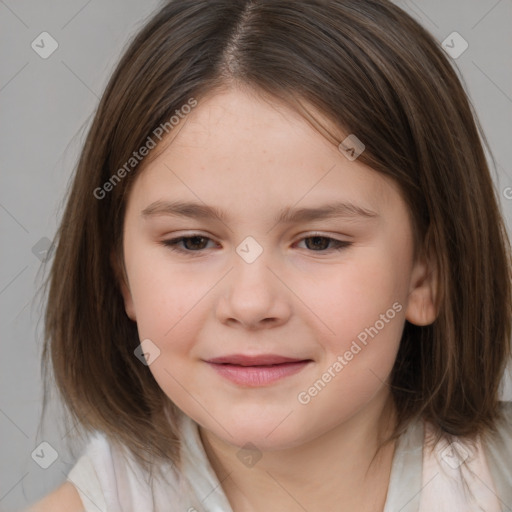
[205,354,313,387]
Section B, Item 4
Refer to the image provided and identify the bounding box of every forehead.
[127,87,402,222]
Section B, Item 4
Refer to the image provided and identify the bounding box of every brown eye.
[304,236,331,251]
[296,235,352,253]
[181,236,209,250]
[161,235,216,254]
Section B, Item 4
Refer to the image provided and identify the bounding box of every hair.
[42,0,511,473]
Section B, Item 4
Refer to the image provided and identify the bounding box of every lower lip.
[207,361,311,387]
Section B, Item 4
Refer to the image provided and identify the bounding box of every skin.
[32,86,437,511]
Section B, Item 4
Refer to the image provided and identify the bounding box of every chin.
[203,411,315,452]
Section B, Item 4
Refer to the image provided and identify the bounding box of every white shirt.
[67,403,512,511]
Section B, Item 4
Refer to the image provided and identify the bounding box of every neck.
[199,389,397,512]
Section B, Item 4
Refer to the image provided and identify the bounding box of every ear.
[405,251,438,326]
[110,249,137,321]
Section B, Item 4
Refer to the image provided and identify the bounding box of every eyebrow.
[141,200,379,224]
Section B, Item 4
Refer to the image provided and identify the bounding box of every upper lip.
[206,354,311,366]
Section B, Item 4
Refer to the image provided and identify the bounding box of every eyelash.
[160,234,352,256]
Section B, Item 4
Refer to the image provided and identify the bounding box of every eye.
[161,234,352,256]
[296,235,351,252]
[161,235,217,254]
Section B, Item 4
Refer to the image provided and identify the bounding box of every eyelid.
[160,232,219,249]
[294,230,350,241]
[293,232,352,252]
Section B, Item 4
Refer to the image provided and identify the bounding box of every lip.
[207,354,308,366]
[205,354,312,387]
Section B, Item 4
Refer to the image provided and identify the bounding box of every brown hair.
[43,0,512,471]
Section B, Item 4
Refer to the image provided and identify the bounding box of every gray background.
[1,0,511,509]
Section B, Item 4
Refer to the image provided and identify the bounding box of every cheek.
[125,253,213,413]
[293,260,405,428]
[293,247,408,412]
[297,249,408,351]
[124,244,210,347]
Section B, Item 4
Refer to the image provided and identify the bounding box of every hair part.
[43,0,512,472]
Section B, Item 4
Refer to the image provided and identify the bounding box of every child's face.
[119,87,434,451]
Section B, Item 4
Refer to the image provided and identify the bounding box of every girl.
[32,0,512,510]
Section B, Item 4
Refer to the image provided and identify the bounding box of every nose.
[215,249,292,330]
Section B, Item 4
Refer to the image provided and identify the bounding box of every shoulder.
[28,432,112,512]
[24,433,112,512]
[482,401,512,502]
[416,404,512,511]
[24,482,83,512]
[484,400,512,462]
[63,430,184,512]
